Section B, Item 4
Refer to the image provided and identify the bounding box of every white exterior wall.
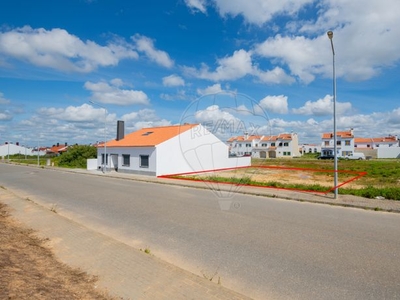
[377,147,400,158]
[97,147,157,175]
[0,144,45,157]
[156,124,250,176]
[321,137,354,157]
[87,158,98,170]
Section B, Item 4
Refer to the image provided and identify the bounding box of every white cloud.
[0,110,12,121]
[213,0,314,25]
[184,0,207,13]
[160,90,187,101]
[38,103,116,122]
[197,83,223,95]
[84,79,150,105]
[252,0,400,83]
[253,66,295,84]
[388,108,400,124]
[162,74,185,87]
[0,26,138,72]
[0,93,10,104]
[258,95,289,114]
[293,95,352,116]
[185,49,253,81]
[195,105,239,123]
[132,34,174,68]
[121,109,171,131]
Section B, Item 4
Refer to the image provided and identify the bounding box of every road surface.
[1,163,400,299]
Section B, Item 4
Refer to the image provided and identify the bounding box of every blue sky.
[0,0,399,147]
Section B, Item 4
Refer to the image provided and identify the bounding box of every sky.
[0,0,399,147]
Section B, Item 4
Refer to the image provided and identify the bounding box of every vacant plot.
[170,158,400,200]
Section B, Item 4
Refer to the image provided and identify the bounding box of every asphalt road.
[1,163,400,300]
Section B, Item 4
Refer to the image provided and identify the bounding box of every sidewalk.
[0,188,251,300]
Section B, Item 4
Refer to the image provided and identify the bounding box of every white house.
[320,129,355,158]
[300,144,321,155]
[228,132,301,158]
[0,143,45,158]
[96,123,251,176]
[321,129,400,158]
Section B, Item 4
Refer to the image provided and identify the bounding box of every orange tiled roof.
[355,136,398,143]
[322,130,353,139]
[104,124,199,147]
[47,145,68,153]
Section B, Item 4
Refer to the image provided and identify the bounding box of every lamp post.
[89,101,107,173]
[327,30,338,199]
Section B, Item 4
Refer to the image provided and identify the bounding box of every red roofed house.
[321,129,399,158]
[46,143,68,156]
[320,129,355,158]
[96,122,251,176]
[227,132,300,158]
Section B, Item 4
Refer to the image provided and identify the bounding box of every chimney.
[57,142,59,147]
[116,120,125,141]
[65,142,68,146]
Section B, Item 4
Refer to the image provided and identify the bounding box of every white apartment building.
[227,132,300,158]
[321,129,399,158]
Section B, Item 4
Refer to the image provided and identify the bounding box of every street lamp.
[89,101,107,173]
[327,30,338,199]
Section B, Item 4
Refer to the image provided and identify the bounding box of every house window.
[345,140,351,146]
[278,142,283,147]
[122,154,130,166]
[140,155,149,168]
[324,141,329,146]
[283,152,291,156]
[101,154,108,164]
[337,141,341,146]
[284,142,289,147]
[246,143,251,147]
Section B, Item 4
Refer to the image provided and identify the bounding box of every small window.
[345,140,350,146]
[140,155,149,168]
[101,153,108,164]
[271,143,275,147]
[337,141,341,146]
[122,154,130,166]
[142,131,153,136]
[284,142,289,147]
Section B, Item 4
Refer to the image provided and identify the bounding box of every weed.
[140,247,151,254]
[201,268,219,282]
[0,186,6,190]
[50,204,58,213]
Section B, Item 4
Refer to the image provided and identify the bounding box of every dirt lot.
[192,166,365,189]
[0,201,118,300]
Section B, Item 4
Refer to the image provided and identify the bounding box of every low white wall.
[378,147,400,158]
[87,158,98,170]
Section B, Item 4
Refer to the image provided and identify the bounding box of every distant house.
[320,129,355,158]
[228,132,300,158]
[0,143,39,157]
[46,143,68,156]
[96,122,250,176]
[321,129,400,158]
[300,144,321,155]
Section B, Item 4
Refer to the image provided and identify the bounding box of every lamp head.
[327,31,333,40]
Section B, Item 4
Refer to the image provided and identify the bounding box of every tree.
[57,145,97,168]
